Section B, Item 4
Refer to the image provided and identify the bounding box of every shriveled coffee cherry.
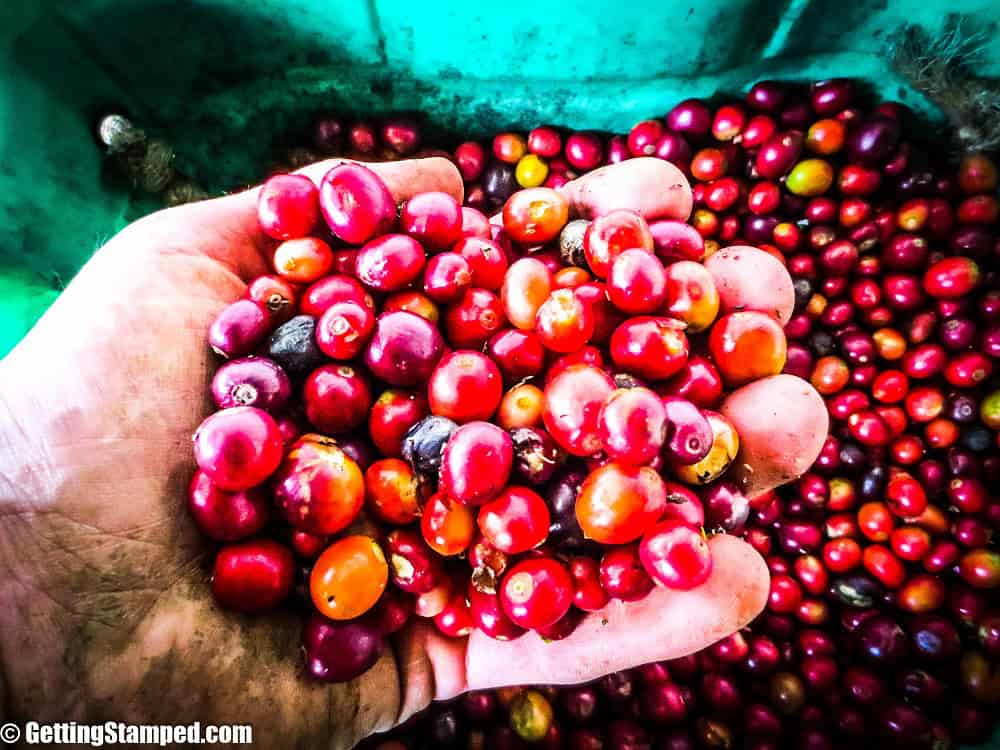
[211,356,291,413]
[355,234,426,293]
[576,462,668,544]
[386,527,444,594]
[302,613,385,683]
[257,173,320,240]
[600,544,655,601]
[661,396,713,465]
[365,311,444,386]
[543,364,616,456]
[212,539,294,612]
[401,414,457,479]
[663,261,721,332]
[319,163,396,244]
[536,288,594,353]
[672,411,739,485]
[511,426,564,484]
[208,299,273,359]
[584,209,655,278]
[428,351,503,423]
[303,364,371,434]
[599,387,667,465]
[311,535,388,620]
[445,288,506,348]
[500,556,574,629]
[639,520,713,590]
[607,249,668,314]
[193,406,283,491]
[610,316,690,381]
[272,434,364,535]
[477,486,551,554]
[422,493,476,556]
[709,311,787,386]
[188,469,270,541]
[503,187,570,245]
[267,315,327,379]
[440,421,513,505]
[400,191,463,250]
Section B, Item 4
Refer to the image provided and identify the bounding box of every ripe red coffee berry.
[576,462,667,544]
[188,470,270,541]
[477,486,551,554]
[709,311,787,386]
[428,350,503,423]
[584,210,654,278]
[319,163,396,244]
[212,539,294,613]
[610,316,690,381]
[500,556,574,629]
[639,520,713,590]
[535,288,594,353]
[272,434,365,536]
[440,421,513,505]
[543,364,616,456]
[303,364,372,434]
[599,387,668,465]
[607,249,668,314]
[257,173,320,240]
[193,406,283,491]
[355,234,426,293]
[400,191,463,250]
[364,311,445,386]
[316,300,375,360]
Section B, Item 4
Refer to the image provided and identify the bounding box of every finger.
[128,157,463,282]
[463,534,766,691]
[394,621,469,721]
[703,245,796,325]
[563,157,693,222]
[721,373,829,497]
[292,157,464,204]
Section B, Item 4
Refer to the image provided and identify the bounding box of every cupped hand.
[0,157,826,748]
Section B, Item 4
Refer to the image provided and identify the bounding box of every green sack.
[2,0,998,355]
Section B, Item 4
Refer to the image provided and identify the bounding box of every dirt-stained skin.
[0,195,404,747]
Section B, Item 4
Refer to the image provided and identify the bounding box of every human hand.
[0,157,826,748]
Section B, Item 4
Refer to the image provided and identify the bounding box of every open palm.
[0,157,822,748]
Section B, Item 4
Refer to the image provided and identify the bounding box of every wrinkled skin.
[0,157,821,747]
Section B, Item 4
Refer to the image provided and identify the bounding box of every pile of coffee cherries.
[338,81,999,750]
[191,140,802,683]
